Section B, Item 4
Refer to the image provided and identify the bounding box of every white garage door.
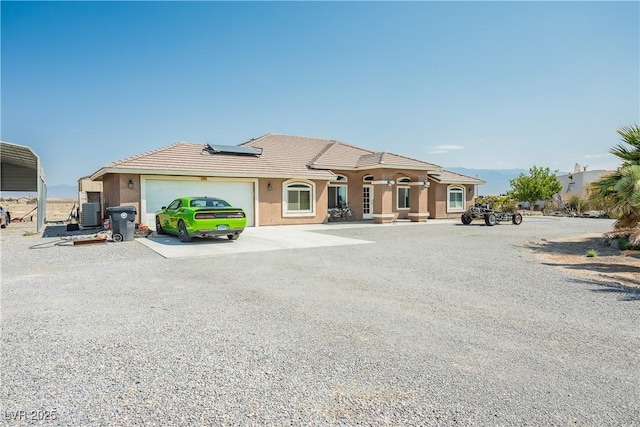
[144,178,255,227]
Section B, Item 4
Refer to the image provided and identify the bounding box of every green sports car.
[155,196,247,242]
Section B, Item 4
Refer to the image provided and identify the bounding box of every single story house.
[84,134,484,227]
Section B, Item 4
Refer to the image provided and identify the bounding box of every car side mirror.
[161,206,166,209]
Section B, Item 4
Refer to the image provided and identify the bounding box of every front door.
[363,185,373,219]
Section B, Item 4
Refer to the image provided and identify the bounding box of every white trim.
[282,179,316,218]
[370,180,393,185]
[328,183,348,209]
[90,167,334,182]
[397,185,410,210]
[140,175,258,227]
[372,213,395,218]
[408,212,429,217]
[447,185,466,212]
[407,181,429,187]
[363,175,374,182]
[362,184,373,219]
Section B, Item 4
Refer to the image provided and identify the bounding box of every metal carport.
[0,141,47,232]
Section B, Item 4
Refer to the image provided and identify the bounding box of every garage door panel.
[145,180,254,227]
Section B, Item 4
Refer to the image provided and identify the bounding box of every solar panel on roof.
[202,144,262,157]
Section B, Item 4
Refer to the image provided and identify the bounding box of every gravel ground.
[1,217,639,426]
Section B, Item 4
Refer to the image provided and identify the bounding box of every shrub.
[586,249,599,257]
[616,238,640,251]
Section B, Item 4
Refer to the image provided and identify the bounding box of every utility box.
[81,203,101,227]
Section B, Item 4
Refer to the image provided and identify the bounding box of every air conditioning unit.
[81,203,101,227]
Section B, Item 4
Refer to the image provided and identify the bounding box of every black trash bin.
[106,205,137,242]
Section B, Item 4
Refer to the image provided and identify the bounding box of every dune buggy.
[461,204,522,226]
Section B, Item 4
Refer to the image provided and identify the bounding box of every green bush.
[586,249,599,257]
[616,238,640,251]
[475,195,516,212]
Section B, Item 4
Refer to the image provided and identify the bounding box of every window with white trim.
[283,181,315,216]
[328,186,347,209]
[397,178,410,209]
[328,175,348,209]
[447,186,465,211]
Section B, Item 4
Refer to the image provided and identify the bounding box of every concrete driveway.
[137,223,377,258]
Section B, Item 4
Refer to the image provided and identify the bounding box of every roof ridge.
[380,150,442,169]
[441,169,481,180]
[308,141,337,165]
[106,142,188,167]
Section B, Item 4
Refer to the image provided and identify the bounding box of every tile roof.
[92,140,334,180]
[90,133,477,185]
[244,134,442,171]
[428,170,486,184]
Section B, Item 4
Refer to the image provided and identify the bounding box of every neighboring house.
[83,134,484,227]
[557,163,613,199]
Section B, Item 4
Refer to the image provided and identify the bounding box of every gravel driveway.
[1,217,638,426]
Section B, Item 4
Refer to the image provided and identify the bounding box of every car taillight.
[226,212,245,218]
[194,211,244,219]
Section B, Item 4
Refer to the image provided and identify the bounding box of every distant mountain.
[445,167,529,196]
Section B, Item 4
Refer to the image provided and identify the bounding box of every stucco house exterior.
[83,134,484,227]
[556,163,613,199]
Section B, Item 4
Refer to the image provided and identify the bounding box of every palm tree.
[590,124,640,244]
[610,124,640,165]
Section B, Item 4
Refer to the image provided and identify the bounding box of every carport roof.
[0,141,44,182]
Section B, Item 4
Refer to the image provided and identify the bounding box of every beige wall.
[99,171,477,225]
[102,174,141,223]
[428,182,477,219]
[257,178,329,226]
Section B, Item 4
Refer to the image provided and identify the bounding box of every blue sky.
[2,1,638,186]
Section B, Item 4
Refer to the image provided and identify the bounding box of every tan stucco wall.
[257,178,329,226]
[428,183,477,219]
[102,174,141,223]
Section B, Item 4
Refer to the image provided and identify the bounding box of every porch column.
[372,180,394,224]
[408,180,430,222]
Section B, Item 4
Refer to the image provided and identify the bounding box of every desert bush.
[586,249,599,257]
[475,195,516,212]
[616,238,640,251]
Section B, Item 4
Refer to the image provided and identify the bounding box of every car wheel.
[155,216,166,235]
[178,220,192,242]
[461,213,472,225]
[484,213,497,226]
[512,213,523,225]
[227,234,239,240]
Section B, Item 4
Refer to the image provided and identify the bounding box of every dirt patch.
[527,233,640,294]
[0,199,77,223]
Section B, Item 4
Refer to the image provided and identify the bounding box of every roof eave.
[89,167,335,181]
[311,164,443,172]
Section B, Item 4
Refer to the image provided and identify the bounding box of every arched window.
[283,180,315,216]
[447,186,465,211]
[363,175,374,182]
